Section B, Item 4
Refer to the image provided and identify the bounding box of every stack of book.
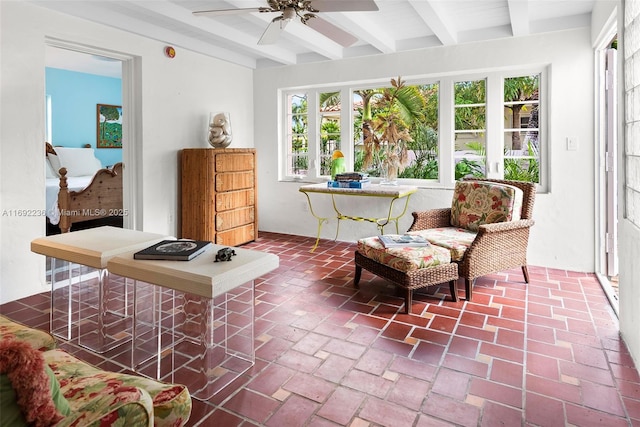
[328,172,371,189]
[378,234,430,248]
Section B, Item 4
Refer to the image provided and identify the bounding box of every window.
[407,83,440,180]
[319,91,341,176]
[503,74,540,183]
[281,68,545,188]
[285,92,308,177]
[454,79,486,179]
[350,81,440,180]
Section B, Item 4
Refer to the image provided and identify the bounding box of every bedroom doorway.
[44,41,140,232]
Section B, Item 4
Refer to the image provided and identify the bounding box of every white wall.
[0,2,254,303]
[254,28,596,272]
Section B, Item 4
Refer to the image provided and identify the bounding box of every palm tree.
[364,77,426,179]
[320,78,426,178]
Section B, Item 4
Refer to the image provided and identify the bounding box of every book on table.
[327,179,371,188]
[378,234,430,248]
[133,239,213,261]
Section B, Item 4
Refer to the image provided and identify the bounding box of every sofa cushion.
[0,364,71,425]
[450,181,523,232]
[357,233,451,273]
[45,349,191,427]
[44,349,154,427]
[415,227,478,262]
[0,340,69,426]
[0,315,57,351]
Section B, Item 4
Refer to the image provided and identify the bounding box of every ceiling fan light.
[283,7,296,21]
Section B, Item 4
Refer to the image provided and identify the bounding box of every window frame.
[279,66,548,192]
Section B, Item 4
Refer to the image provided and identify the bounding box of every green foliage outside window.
[401,123,439,179]
[290,95,308,174]
[455,141,485,180]
[320,120,340,175]
[504,142,539,182]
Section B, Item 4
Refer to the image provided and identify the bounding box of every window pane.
[504,102,539,130]
[454,132,486,179]
[504,131,539,182]
[455,80,486,105]
[290,115,308,130]
[319,91,341,176]
[504,75,540,183]
[401,83,439,180]
[288,136,308,175]
[352,89,381,175]
[352,80,433,180]
[455,80,486,179]
[286,93,308,177]
[455,106,486,131]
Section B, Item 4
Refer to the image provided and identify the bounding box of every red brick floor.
[1,232,638,426]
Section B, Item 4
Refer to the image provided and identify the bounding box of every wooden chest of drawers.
[180,148,257,246]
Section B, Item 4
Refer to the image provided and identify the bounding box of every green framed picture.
[97,104,122,148]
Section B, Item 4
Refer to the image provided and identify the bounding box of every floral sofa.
[0,314,192,427]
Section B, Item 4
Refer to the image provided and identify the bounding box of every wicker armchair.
[407,178,536,301]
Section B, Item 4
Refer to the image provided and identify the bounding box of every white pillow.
[54,147,103,177]
[45,157,59,179]
[47,154,62,176]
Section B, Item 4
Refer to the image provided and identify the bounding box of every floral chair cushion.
[0,315,56,351]
[357,233,452,272]
[413,227,478,262]
[44,349,192,427]
[450,181,523,232]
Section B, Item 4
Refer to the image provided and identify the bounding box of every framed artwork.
[96,104,123,148]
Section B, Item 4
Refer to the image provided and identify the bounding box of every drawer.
[215,171,254,192]
[215,153,254,172]
[216,206,255,231]
[216,224,255,246]
[216,189,255,212]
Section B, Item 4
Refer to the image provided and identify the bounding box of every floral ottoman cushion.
[0,315,56,351]
[415,227,478,261]
[450,181,523,232]
[357,233,452,272]
[44,349,192,427]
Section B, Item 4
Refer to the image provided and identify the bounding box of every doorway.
[595,20,619,315]
[44,40,140,231]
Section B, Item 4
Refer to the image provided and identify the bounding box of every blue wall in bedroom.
[45,67,122,168]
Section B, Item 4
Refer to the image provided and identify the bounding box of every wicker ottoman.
[354,238,459,314]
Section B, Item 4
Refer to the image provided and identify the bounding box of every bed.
[45,143,123,233]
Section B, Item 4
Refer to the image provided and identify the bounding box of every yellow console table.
[299,183,418,252]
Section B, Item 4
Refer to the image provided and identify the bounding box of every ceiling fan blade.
[193,7,268,16]
[305,16,358,46]
[258,18,288,45]
[310,0,378,12]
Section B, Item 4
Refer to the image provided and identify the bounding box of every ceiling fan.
[193,0,378,46]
